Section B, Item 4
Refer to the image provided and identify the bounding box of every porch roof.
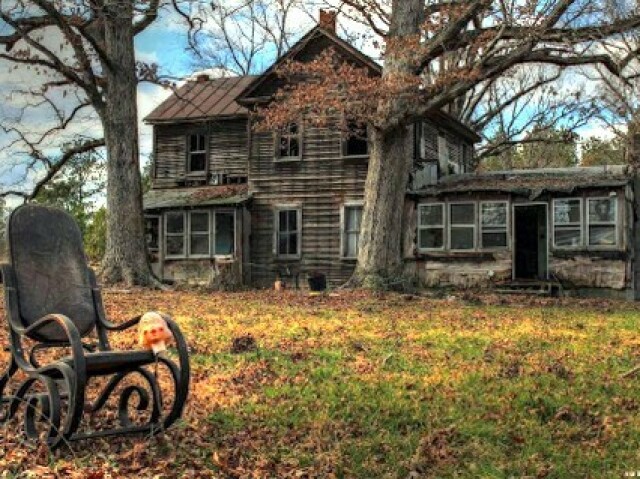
[144,184,250,210]
[411,165,633,199]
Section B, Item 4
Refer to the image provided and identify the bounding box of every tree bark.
[351,0,424,289]
[99,0,154,286]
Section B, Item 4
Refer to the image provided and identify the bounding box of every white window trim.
[188,210,211,259]
[187,133,207,174]
[274,205,302,259]
[480,201,509,250]
[165,211,187,259]
[552,198,583,249]
[340,201,364,259]
[448,202,477,251]
[213,209,237,258]
[417,203,446,252]
[587,195,619,249]
[274,122,302,162]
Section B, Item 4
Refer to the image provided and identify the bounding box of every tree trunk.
[628,119,640,300]
[99,0,154,286]
[350,0,424,289]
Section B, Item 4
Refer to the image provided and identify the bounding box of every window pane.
[190,234,209,255]
[190,135,198,151]
[450,204,474,225]
[166,235,184,256]
[420,205,443,226]
[166,212,184,234]
[190,212,209,233]
[346,206,362,231]
[419,228,443,249]
[555,199,581,224]
[145,217,159,250]
[190,153,206,172]
[288,138,300,157]
[481,203,507,226]
[288,232,298,255]
[482,232,507,248]
[215,213,235,255]
[589,198,616,223]
[589,226,616,246]
[450,227,474,249]
[345,232,359,257]
[287,210,298,231]
[555,228,581,247]
[279,210,289,232]
[278,233,289,256]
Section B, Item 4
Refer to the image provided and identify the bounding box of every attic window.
[188,134,207,173]
[275,123,301,160]
[342,121,369,157]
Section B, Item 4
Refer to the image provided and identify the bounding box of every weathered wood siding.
[248,119,367,287]
[153,119,249,188]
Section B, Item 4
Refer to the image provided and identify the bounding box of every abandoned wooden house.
[143,11,637,298]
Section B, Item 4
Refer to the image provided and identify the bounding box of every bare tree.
[259,0,640,288]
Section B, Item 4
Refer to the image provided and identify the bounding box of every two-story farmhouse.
[144,11,638,299]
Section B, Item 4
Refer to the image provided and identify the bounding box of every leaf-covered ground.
[2,290,640,478]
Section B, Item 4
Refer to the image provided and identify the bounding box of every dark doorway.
[514,204,548,280]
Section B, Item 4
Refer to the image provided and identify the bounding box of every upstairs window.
[188,133,207,173]
[418,204,445,250]
[342,121,369,157]
[276,207,301,257]
[275,123,301,160]
[342,204,363,258]
[449,203,475,250]
[553,198,582,248]
[481,202,508,249]
[588,197,617,246]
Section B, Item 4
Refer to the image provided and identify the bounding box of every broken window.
[588,197,617,246]
[481,202,508,249]
[449,203,475,250]
[342,204,363,258]
[342,121,369,157]
[275,123,301,160]
[418,204,445,250]
[215,211,235,255]
[189,211,210,256]
[188,133,207,173]
[276,208,301,257]
[553,199,582,248]
[165,211,186,257]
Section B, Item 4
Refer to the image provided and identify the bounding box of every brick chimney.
[319,9,337,33]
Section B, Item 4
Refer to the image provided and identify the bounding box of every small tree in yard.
[260,1,640,289]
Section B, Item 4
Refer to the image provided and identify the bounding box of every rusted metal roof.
[143,184,250,210]
[412,165,632,200]
[145,76,257,124]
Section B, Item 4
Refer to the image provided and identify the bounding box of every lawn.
[2,290,640,478]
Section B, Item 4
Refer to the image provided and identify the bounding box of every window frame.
[480,201,509,250]
[417,203,446,252]
[341,121,369,159]
[340,202,364,259]
[186,133,208,175]
[274,205,302,259]
[586,195,618,248]
[213,209,237,257]
[448,202,477,251]
[274,122,302,162]
[552,198,583,250]
[187,210,211,259]
[164,211,187,259]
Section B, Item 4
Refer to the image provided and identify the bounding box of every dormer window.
[188,133,207,174]
[275,123,301,160]
[342,121,369,157]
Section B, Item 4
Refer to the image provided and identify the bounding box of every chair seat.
[61,350,157,376]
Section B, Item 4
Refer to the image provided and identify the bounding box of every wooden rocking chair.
[0,205,190,449]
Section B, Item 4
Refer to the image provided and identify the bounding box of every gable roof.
[236,26,382,103]
[145,75,257,124]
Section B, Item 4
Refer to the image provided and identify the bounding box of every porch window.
[188,133,207,173]
[215,211,235,255]
[418,204,445,250]
[449,203,476,250]
[342,204,363,258]
[276,208,301,257]
[165,211,186,258]
[189,211,210,256]
[553,198,582,248]
[342,121,369,157]
[588,197,617,246]
[145,216,160,253]
[480,202,508,249]
[275,123,301,160]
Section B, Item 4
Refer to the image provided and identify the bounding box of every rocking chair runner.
[0,205,190,449]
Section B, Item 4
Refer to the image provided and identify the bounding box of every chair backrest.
[7,204,97,342]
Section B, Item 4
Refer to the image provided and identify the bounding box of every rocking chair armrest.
[99,314,143,331]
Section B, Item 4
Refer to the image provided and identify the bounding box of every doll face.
[139,313,173,348]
